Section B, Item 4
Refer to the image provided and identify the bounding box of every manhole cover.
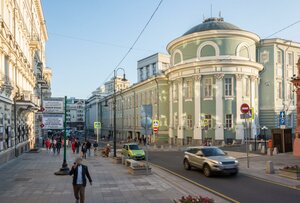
[14,178,31,182]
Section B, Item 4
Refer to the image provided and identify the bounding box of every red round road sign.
[240,103,250,114]
[40,123,44,128]
[153,128,158,133]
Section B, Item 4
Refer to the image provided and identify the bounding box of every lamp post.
[113,68,126,157]
[261,126,268,150]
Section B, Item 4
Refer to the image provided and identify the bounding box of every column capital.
[214,73,224,80]
[235,74,243,80]
[194,75,201,81]
[250,75,258,81]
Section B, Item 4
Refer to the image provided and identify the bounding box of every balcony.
[29,34,40,49]
[0,75,13,96]
[16,90,40,111]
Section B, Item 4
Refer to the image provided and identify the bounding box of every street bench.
[125,159,139,167]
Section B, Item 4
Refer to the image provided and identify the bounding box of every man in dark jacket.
[69,157,92,203]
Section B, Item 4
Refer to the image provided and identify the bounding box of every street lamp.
[261,126,268,151]
[113,68,126,157]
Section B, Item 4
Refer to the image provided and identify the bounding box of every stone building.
[0,0,51,164]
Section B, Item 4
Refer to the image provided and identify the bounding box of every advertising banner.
[43,98,64,113]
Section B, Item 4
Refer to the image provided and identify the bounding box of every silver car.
[183,146,239,177]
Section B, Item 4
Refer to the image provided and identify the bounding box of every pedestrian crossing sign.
[94,122,101,129]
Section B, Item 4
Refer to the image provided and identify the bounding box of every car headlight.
[211,160,222,165]
[235,160,239,164]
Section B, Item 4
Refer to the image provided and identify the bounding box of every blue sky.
[41,0,300,99]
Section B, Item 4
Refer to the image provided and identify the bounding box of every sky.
[41,0,300,99]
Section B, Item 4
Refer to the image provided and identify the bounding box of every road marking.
[151,163,240,203]
[242,173,300,191]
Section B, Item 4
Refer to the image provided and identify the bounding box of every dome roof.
[183,17,242,36]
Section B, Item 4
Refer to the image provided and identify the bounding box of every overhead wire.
[100,0,164,87]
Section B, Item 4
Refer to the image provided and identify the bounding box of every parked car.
[183,146,239,177]
[122,143,145,160]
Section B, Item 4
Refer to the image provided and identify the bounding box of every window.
[278,81,282,99]
[277,51,282,64]
[139,68,143,81]
[225,114,233,129]
[152,63,156,75]
[205,115,212,128]
[204,78,212,97]
[224,78,233,97]
[184,80,193,99]
[173,83,178,100]
[288,53,293,66]
[146,66,150,78]
[245,77,250,97]
[200,45,216,57]
[174,113,178,126]
[187,115,193,128]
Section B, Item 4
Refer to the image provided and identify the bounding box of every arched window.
[200,45,216,57]
[197,41,220,59]
[236,42,250,59]
[173,49,183,65]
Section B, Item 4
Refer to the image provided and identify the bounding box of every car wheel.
[203,164,211,177]
[183,159,191,170]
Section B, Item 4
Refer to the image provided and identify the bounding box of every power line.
[101,0,164,87]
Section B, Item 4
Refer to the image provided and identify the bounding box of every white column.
[178,79,183,140]
[250,76,257,139]
[169,82,173,142]
[235,74,244,140]
[193,75,202,141]
[215,74,224,141]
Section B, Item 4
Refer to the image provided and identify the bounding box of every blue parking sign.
[279,111,285,125]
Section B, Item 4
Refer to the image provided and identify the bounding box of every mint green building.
[87,17,300,146]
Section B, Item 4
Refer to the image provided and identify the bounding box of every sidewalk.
[0,147,228,203]
[235,152,300,189]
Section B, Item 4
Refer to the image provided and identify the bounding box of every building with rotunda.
[87,17,300,146]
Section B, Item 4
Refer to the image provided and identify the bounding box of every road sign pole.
[96,127,99,144]
[245,116,249,168]
[145,114,149,176]
[55,96,70,175]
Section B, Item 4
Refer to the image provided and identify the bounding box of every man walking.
[69,157,92,203]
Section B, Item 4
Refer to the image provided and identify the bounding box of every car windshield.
[129,145,140,150]
[201,148,225,157]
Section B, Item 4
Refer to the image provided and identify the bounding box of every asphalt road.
[149,151,300,203]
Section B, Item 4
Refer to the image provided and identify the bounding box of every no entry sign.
[240,103,250,114]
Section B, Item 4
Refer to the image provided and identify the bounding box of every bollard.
[261,145,266,154]
[258,143,262,150]
[249,144,253,152]
[273,147,278,155]
[266,161,274,174]
[267,148,273,156]
[221,141,226,147]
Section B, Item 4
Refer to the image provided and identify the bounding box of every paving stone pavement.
[0,148,227,203]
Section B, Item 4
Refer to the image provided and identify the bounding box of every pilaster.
[235,74,244,140]
[193,75,201,141]
[178,78,183,140]
[214,73,224,141]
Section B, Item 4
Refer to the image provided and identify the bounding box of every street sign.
[153,128,158,133]
[94,122,101,129]
[240,103,250,114]
[43,98,64,113]
[279,111,285,125]
[152,120,160,128]
[40,123,44,128]
[42,114,64,129]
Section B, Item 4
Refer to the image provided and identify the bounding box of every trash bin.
[268,139,273,149]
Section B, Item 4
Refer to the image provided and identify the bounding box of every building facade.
[66,97,85,132]
[0,0,50,164]
[87,17,300,146]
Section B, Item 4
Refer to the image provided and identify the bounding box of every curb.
[150,162,240,203]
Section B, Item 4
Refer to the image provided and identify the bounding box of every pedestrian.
[75,139,81,154]
[52,139,57,155]
[72,140,76,154]
[45,138,51,154]
[69,157,92,203]
[143,137,146,146]
[93,141,98,156]
[81,142,87,159]
[56,140,61,155]
[86,140,91,157]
